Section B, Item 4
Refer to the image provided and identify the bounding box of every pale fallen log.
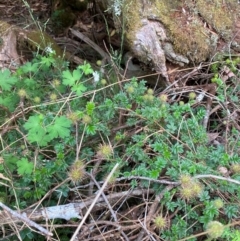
[0,202,53,237]
[0,189,154,225]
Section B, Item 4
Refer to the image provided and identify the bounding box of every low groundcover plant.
[0,53,240,240]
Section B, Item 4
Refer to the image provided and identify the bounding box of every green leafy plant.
[1,49,240,241]
[24,115,72,146]
[16,158,34,175]
[0,69,18,91]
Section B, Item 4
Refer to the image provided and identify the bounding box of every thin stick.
[69,28,110,61]
[0,202,53,237]
[70,163,119,241]
[194,174,240,185]
[88,172,129,241]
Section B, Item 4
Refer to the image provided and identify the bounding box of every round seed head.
[49,93,57,101]
[68,112,80,123]
[206,221,225,239]
[179,101,185,106]
[96,60,102,66]
[147,88,154,95]
[149,95,154,101]
[100,79,107,86]
[82,115,92,124]
[154,215,167,229]
[189,92,196,100]
[213,199,224,209]
[180,187,195,201]
[179,174,192,187]
[52,79,60,87]
[18,89,27,98]
[231,164,240,174]
[159,94,168,102]
[191,182,203,196]
[126,86,135,94]
[97,144,113,159]
[72,159,85,169]
[33,96,41,103]
[68,160,85,183]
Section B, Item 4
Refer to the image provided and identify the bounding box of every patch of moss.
[123,0,240,63]
[154,0,213,62]
[0,21,12,35]
[26,30,64,57]
[122,0,143,43]
[196,0,237,40]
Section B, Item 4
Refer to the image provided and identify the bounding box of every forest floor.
[1,1,240,241]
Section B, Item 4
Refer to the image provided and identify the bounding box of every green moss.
[0,21,72,64]
[124,0,240,63]
[154,0,213,62]
[26,30,64,57]
[0,21,12,35]
[122,0,143,42]
[196,0,237,39]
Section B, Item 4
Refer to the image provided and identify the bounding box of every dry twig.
[70,163,119,241]
[0,202,53,237]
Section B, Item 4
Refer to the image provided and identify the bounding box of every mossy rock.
[0,21,17,49]
[0,20,70,64]
[114,0,240,78]
[25,30,64,57]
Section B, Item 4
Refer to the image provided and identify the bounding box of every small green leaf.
[0,94,19,111]
[78,63,93,75]
[24,115,43,133]
[24,78,36,88]
[62,69,82,86]
[2,154,18,172]
[71,83,86,96]
[0,69,18,91]
[47,116,72,139]
[85,124,96,135]
[86,102,95,115]
[40,55,55,67]
[24,115,51,146]
[17,158,34,175]
[27,127,51,146]
[21,62,39,73]
[149,169,159,179]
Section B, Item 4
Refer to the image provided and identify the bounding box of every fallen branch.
[194,174,240,185]
[0,189,154,225]
[69,28,110,62]
[0,202,53,237]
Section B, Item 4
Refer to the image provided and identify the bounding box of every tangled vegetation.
[0,49,240,240]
